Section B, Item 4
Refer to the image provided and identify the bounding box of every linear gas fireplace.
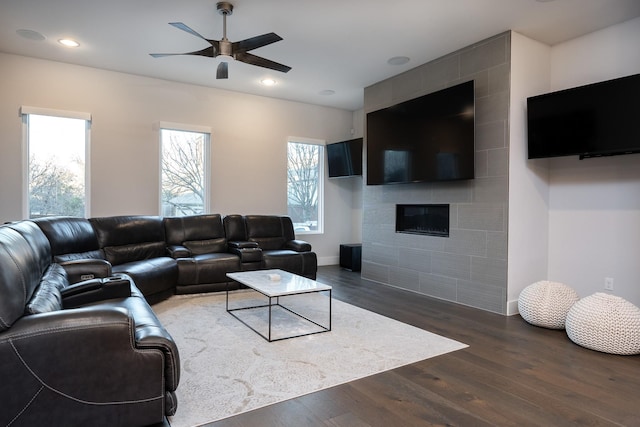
[396,204,450,237]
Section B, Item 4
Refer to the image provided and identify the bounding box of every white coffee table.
[226,269,332,342]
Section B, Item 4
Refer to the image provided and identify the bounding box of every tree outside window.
[287,140,323,233]
[160,128,209,216]
[27,114,87,218]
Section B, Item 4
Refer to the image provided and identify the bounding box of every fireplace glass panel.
[396,204,449,237]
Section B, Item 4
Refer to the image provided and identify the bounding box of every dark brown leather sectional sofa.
[34,213,317,298]
[0,213,316,426]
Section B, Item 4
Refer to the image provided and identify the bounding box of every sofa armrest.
[61,275,132,308]
[228,240,259,249]
[1,306,177,424]
[285,239,312,252]
[60,258,112,283]
[167,244,191,258]
[229,246,263,263]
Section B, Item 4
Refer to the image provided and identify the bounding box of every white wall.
[546,17,640,305]
[0,53,356,265]
[507,32,552,314]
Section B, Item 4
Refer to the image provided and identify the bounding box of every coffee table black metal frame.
[226,270,332,342]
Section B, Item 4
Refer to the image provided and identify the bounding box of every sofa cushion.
[176,252,240,285]
[33,217,100,259]
[222,214,246,241]
[164,214,225,244]
[90,215,165,247]
[183,237,227,255]
[7,221,52,274]
[91,216,167,265]
[251,236,286,251]
[112,257,178,296]
[24,264,68,315]
[245,216,287,250]
[104,241,166,265]
[53,250,104,263]
[0,227,47,331]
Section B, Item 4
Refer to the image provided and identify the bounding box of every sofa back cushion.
[104,241,167,266]
[183,239,226,255]
[164,214,227,254]
[280,216,297,241]
[33,217,102,262]
[7,220,52,274]
[244,215,287,251]
[24,264,68,315]
[0,226,46,331]
[90,216,166,265]
[223,214,246,241]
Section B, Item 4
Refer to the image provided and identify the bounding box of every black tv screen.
[366,80,475,185]
[327,138,363,178]
[527,73,640,159]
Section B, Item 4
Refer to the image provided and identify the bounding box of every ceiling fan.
[150,1,291,79]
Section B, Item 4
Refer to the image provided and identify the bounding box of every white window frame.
[158,121,211,216]
[287,136,325,235]
[21,106,92,218]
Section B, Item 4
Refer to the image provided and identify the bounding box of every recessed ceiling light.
[318,89,335,96]
[16,29,46,41]
[260,78,276,86]
[387,56,410,66]
[58,38,80,48]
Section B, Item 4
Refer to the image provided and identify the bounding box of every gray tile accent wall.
[362,32,511,314]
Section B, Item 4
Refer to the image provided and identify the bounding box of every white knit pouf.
[565,293,640,355]
[518,281,580,329]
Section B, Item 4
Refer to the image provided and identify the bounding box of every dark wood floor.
[208,265,640,427]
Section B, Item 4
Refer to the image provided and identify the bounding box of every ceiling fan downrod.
[217,2,233,56]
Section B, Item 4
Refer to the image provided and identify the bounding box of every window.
[287,138,324,234]
[22,108,90,218]
[160,124,210,216]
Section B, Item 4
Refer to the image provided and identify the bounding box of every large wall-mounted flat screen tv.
[527,73,640,159]
[366,80,475,185]
[327,138,363,178]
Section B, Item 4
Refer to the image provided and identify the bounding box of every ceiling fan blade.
[217,62,229,79]
[150,53,182,58]
[235,52,291,73]
[188,46,218,57]
[169,22,209,41]
[232,32,283,53]
[150,46,218,58]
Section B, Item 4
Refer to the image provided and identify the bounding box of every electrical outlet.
[604,277,614,291]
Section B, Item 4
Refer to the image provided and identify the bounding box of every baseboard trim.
[318,256,339,267]
[507,299,520,316]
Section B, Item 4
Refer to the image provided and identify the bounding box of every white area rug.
[153,291,467,427]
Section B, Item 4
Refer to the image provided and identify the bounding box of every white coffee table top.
[227,269,331,297]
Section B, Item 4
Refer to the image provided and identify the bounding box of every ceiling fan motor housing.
[220,40,233,57]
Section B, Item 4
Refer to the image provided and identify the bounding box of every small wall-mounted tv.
[527,73,640,159]
[327,138,363,178]
[366,80,475,185]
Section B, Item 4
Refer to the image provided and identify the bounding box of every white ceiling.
[1,0,639,111]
